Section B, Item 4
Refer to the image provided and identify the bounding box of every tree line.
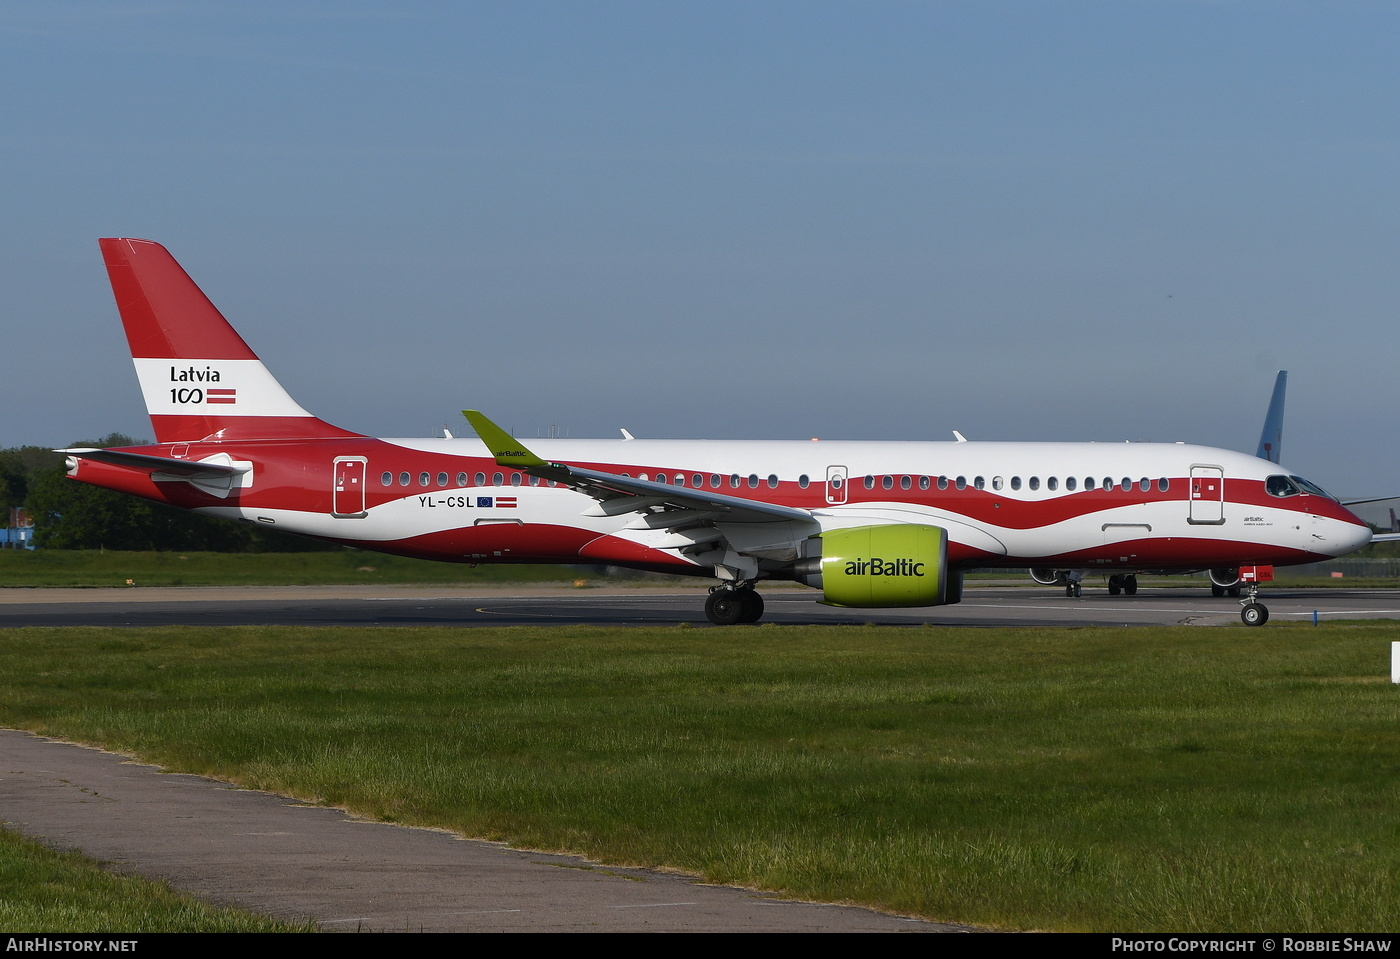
[2,434,334,551]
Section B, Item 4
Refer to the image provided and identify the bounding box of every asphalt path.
[3,583,1399,628]
[0,730,955,933]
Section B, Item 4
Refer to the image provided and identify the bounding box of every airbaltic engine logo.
[169,366,237,406]
[843,557,926,576]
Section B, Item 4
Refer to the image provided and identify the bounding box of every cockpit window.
[1291,475,1336,500]
[1266,474,1337,501]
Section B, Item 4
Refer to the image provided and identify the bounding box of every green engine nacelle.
[805,524,958,608]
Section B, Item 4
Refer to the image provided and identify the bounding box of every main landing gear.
[1106,574,1138,596]
[705,584,765,625]
[1239,581,1269,626]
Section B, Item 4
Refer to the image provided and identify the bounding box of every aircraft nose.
[1331,516,1373,556]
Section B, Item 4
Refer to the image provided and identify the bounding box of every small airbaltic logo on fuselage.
[843,557,926,577]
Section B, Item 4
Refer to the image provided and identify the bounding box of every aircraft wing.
[57,448,249,480]
[462,411,810,526]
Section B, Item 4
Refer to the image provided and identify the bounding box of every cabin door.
[333,456,368,518]
[1188,466,1225,525]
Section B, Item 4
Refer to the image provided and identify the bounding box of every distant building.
[2,506,35,549]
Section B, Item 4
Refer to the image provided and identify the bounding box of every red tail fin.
[100,238,359,443]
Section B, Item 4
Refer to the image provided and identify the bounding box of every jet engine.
[795,524,961,608]
[1029,568,1069,586]
[1208,567,1241,588]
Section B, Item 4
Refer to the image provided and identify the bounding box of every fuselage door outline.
[332,456,368,518]
[1188,465,1225,525]
[826,465,848,506]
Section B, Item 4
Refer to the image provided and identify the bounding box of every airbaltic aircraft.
[62,238,1374,626]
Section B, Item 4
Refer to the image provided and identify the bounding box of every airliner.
[60,238,1374,626]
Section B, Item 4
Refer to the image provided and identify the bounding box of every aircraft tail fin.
[1255,370,1287,464]
[99,238,359,444]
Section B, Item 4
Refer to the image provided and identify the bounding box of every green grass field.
[3,622,1398,931]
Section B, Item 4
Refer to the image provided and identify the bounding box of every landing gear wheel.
[1124,575,1138,596]
[1211,584,1226,598]
[1065,582,1081,598]
[1241,603,1269,627]
[705,590,745,626]
[1227,586,1241,598]
[738,589,764,623]
[1108,575,1122,596]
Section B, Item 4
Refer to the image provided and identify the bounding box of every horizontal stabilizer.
[58,448,247,479]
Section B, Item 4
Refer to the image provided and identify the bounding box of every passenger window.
[1047,477,1058,491]
[919,476,930,490]
[938,476,949,490]
[474,472,486,486]
[1140,478,1150,492]
[956,476,967,490]
[654,473,666,484]
[1029,477,1040,491]
[882,475,894,490]
[381,471,393,486]
[1158,478,1169,492]
[456,472,468,487]
[864,475,875,490]
[1011,476,1022,491]
[974,476,985,490]
[900,475,912,490]
[992,476,1003,491]
[798,474,810,489]
[1066,477,1077,491]
[767,474,779,489]
[1085,477,1095,491]
[1121,477,1132,491]
[730,474,741,488]
[693,474,704,487]
[399,472,411,487]
[419,472,430,487]
[437,472,448,487]
[510,473,522,486]
[747,474,759,489]
[492,472,504,486]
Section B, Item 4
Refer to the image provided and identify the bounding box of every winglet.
[462,411,550,470]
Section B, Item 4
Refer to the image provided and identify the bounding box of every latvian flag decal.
[496,496,518,508]
[206,388,237,405]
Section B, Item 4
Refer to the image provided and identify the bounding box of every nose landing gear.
[1239,582,1269,626]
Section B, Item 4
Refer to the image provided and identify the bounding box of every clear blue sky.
[3,1,1395,494]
